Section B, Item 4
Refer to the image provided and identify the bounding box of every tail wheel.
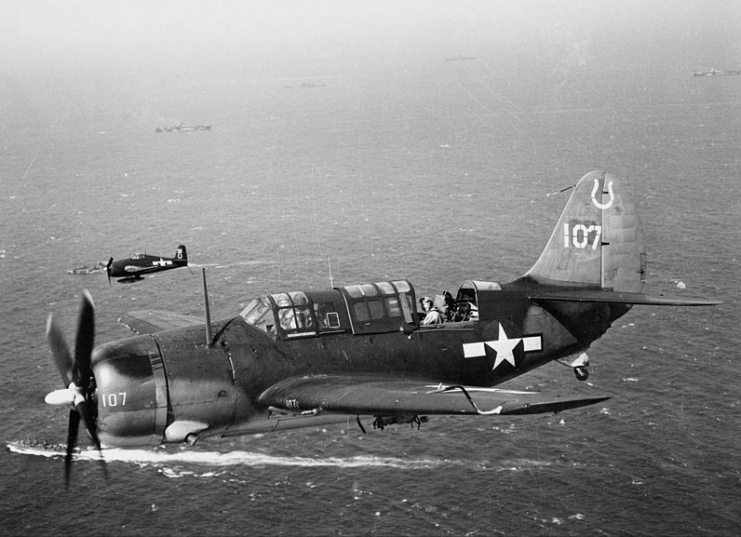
[574,366,589,381]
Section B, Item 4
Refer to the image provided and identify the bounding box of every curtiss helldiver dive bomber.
[105,245,188,283]
[44,171,719,485]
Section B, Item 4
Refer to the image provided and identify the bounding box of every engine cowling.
[93,336,166,447]
[92,329,254,447]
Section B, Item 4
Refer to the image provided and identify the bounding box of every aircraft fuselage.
[90,278,620,446]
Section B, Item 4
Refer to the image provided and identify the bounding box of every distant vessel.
[285,82,327,89]
[155,123,212,133]
[693,69,741,77]
[68,262,107,275]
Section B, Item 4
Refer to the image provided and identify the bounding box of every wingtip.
[499,395,612,416]
[81,289,95,309]
[45,313,54,337]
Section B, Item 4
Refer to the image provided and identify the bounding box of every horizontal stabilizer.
[529,289,720,307]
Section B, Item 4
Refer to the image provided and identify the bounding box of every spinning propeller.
[105,257,113,285]
[45,290,107,487]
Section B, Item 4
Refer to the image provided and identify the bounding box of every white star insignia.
[462,323,542,371]
[489,323,520,370]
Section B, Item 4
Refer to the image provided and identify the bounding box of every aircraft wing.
[258,375,609,417]
[118,310,205,335]
[123,265,154,274]
[123,264,173,275]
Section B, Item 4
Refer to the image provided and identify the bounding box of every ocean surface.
[1,3,740,535]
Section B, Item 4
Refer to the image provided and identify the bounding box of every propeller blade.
[75,400,109,480]
[49,290,108,488]
[65,409,80,489]
[105,258,113,286]
[46,315,73,387]
[73,291,95,387]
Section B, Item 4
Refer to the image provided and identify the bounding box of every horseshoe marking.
[591,179,614,210]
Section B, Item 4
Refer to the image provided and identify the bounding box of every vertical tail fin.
[524,171,645,293]
[176,245,187,262]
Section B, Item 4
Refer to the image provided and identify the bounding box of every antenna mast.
[202,268,213,347]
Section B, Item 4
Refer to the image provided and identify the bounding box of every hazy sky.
[2,1,738,72]
[1,0,738,124]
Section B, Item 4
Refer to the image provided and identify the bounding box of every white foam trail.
[8,442,557,478]
[104,449,445,469]
[8,443,444,469]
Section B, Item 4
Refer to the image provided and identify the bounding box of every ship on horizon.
[155,123,212,133]
[693,68,741,77]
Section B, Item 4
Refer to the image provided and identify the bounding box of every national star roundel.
[462,322,542,371]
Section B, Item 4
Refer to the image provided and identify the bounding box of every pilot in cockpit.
[420,297,444,325]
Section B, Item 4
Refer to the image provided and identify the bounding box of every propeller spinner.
[45,290,107,487]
